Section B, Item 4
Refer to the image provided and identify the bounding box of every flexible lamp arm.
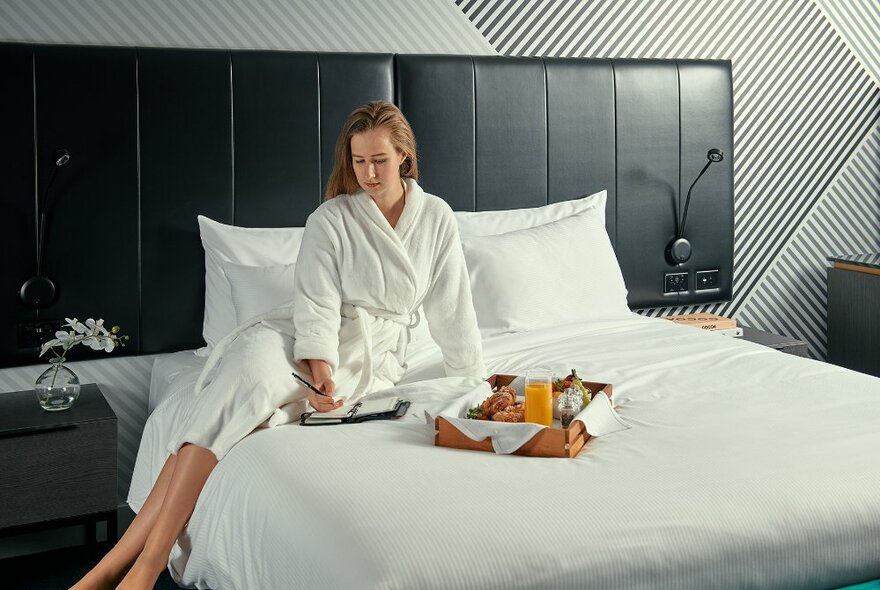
[36,164,61,276]
[20,149,70,310]
[677,159,713,240]
[666,148,723,266]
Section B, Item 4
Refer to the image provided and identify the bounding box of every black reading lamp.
[666,148,724,265]
[19,149,71,309]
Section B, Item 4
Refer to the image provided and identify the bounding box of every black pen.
[292,372,330,398]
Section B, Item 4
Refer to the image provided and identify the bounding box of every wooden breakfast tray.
[434,374,613,458]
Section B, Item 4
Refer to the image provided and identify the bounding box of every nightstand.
[826,254,880,377]
[739,326,809,357]
[0,383,117,543]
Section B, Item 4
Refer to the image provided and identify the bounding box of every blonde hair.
[324,100,419,200]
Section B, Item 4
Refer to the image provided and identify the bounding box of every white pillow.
[455,189,607,237]
[198,216,305,353]
[460,193,629,337]
[222,261,297,325]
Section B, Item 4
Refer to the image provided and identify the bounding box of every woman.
[73,101,485,590]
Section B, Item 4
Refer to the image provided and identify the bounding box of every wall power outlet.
[664,272,688,293]
[17,320,61,349]
[696,269,720,290]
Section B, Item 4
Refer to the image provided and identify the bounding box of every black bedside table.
[826,254,880,377]
[739,326,809,357]
[0,383,117,543]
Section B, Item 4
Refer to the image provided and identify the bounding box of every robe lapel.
[351,179,424,244]
[393,178,424,244]
[351,186,421,305]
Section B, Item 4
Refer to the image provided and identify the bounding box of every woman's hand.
[306,359,343,412]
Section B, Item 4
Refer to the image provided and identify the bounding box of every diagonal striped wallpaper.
[0,0,496,54]
[457,0,880,360]
[817,0,880,87]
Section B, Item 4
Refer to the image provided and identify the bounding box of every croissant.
[472,386,522,421]
[492,403,525,422]
[488,391,515,415]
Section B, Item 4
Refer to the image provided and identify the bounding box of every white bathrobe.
[166,179,485,459]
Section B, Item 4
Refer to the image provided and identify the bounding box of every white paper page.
[354,397,399,416]
[307,397,399,421]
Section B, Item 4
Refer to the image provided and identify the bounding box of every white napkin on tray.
[579,391,630,436]
[430,382,630,455]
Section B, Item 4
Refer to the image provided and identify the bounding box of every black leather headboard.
[0,44,733,368]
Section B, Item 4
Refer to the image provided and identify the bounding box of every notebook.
[299,397,410,426]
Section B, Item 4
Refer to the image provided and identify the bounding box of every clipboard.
[300,398,410,426]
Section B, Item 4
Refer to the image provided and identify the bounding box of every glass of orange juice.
[524,369,553,427]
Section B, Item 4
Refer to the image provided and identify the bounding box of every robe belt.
[340,303,419,398]
[193,304,422,398]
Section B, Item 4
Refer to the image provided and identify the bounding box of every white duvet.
[129,315,880,589]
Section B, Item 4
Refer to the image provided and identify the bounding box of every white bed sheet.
[130,315,880,589]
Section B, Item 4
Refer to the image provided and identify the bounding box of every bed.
[131,314,880,589]
[133,188,880,588]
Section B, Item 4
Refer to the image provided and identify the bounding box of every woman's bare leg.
[116,443,218,590]
[69,454,178,590]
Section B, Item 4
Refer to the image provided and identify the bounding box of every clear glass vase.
[34,357,80,411]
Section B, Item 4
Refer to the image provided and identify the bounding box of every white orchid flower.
[89,321,109,337]
[39,338,62,356]
[39,317,125,359]
[54,330,74,344]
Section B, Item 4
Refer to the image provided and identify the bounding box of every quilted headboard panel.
[0,44,733,367]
